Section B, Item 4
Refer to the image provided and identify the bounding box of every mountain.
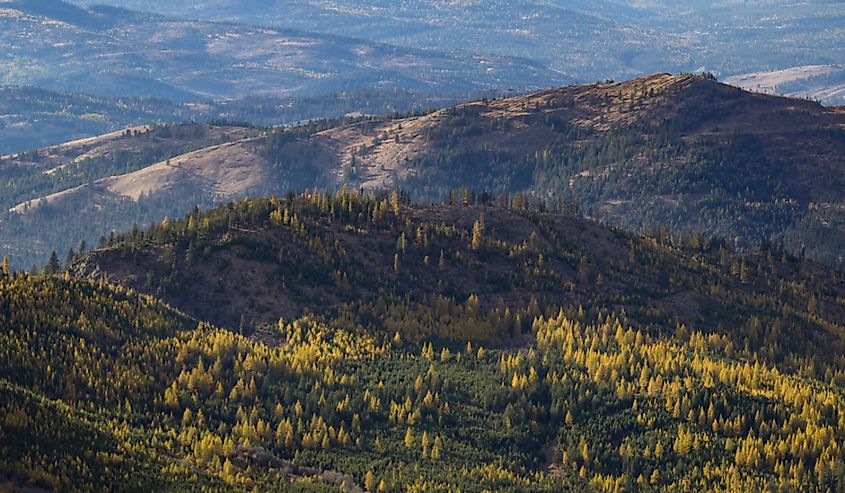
[262,73,845,264]
[68,0,845,103]
[4,191,845,491]
[5,73,845,269]
[68,0,646,78]
[0,0,567,101]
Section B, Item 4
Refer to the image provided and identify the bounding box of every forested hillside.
[79,190,845,381]
[4,236,845,491]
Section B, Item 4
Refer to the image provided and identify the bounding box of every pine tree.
[421,431,429,458]
[64,248,76,270]
[44,251,60,275]
[431,436,443,460]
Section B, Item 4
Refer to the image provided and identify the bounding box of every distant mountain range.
[3,74,844,268]
[3,0,844,160]
[66,0,845,104]
[0,0,568,101]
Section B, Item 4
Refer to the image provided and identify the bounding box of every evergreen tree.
[44,251,60,275]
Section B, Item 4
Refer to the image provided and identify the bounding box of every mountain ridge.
[5,73,845,268]
[0,0,568,101]
[64,0,845,103]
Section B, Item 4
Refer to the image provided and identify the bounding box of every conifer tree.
[44,251,60,275]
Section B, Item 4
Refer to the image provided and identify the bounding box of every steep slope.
[0,273,347,492]
[77,191,845,378]
[0,0,568,101]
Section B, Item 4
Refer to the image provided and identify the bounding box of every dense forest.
[4,240,845,491]
[80,190,845,380]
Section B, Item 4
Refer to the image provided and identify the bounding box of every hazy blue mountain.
[0,0,568,101]
[68,0,845,103]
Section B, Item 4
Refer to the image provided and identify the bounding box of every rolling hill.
[259,73,845,263]
[76,191,845,379]
[5,73,845,269]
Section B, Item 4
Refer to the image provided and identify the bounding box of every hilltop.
[6,73,845,268]
[77,191,845,378]
[264,73,845,263]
